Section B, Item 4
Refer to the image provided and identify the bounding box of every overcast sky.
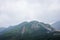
[0,0,60,27]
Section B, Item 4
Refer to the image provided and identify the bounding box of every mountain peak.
[30,21,39,23]
[0,21,55,40]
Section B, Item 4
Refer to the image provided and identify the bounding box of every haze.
[0,0,60,27]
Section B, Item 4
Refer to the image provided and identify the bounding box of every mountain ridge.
[0,21,55,40]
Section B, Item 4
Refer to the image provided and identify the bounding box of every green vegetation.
[0,21,60,40]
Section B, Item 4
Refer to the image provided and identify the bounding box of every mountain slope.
[0,27,6,32]
[52,21,60,30]
[0,21,54,40]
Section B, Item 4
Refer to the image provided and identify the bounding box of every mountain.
[52,21,60,30]
[0,27,6,35]
[0,27,6,32]
[0,21,54,40]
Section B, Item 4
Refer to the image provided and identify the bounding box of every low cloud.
[0,0,60,27]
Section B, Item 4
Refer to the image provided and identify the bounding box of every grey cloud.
[0,0,60,27]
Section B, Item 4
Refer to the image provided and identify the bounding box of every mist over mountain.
[0,21,55,40]
[52,21,60,30]
[0,27,5,32]
[0,0,60,27]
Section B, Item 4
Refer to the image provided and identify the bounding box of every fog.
[0,0,60,27]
